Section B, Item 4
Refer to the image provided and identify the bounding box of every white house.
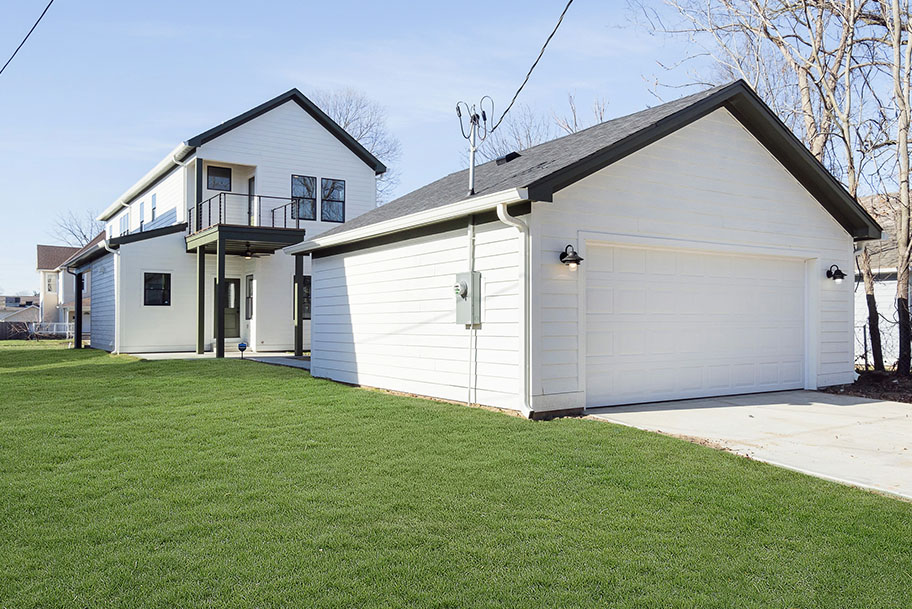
[288,80,881,418]
[65,89,386,355]
[36,244,90,331]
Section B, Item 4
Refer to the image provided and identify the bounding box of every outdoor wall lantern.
[826,264,847,284]
[560,244,584,271]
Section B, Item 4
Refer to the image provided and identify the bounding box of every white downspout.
[496,202,533,418]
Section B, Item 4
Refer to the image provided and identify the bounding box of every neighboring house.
[853,212,904,366]
[0,305,39,322]
[289,80,881,418]
[3,295,38,308]
[64,89,385,355]
[36,244,83,325]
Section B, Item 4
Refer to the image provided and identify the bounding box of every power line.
[0,0,56,78]
[491,0,574,132]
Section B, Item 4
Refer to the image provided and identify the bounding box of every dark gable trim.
[526,80,881,241]
[186,89,387,175]
[110,222,188,246]
[312,202,531,258]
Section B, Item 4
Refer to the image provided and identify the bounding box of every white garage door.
[585,244,806,407]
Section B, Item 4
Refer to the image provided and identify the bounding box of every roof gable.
[186,89,387,174]
[314,80,880,245]
[36,244,80,270]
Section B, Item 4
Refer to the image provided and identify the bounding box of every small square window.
[207,166,232,191]
[291,175,316,220]
[321,178,345,223]
[144,273,171,306]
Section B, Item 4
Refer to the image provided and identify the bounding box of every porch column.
[196,246,205,354]
[73,271,83,349]
[215,236,226,358]
[294,254,304,357]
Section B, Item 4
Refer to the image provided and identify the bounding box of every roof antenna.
[456,96,494,196]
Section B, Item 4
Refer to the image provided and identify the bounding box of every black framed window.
[321,178,345,223]
[139,202,145,231]
[119,214,129,236]
[295,276,312,320]
[207,166,232,191]
[144,273,171,306]
[245,274,253,320]
[151,194,157,221]
[291,175,316,220]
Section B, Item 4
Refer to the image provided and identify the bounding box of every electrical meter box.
[454,271,481,325]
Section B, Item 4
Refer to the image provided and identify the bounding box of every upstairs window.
[151,194,157,221]
[143,273,171,306]
[321,178,345,223]
[207,166,232,191]
[119,214,129,236]
[139,202,145,231]
[46,274,56,293]
[291,175,316,220]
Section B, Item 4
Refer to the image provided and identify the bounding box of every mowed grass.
[1,342,910,608]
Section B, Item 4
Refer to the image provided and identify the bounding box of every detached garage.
[287,80,881,418]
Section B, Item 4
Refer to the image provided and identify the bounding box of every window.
[144,273,171,306]
[151,194,157,221]
[139,202,145,231]
[207,166,232,191]
[294,275,312,320]
[46,273,55,293]
[119,214,129,236]
[245,274,253,320]
[291,175,316,220]
[321,178,345,223]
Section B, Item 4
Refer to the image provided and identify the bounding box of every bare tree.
[52,209,103,247]
[311,88,401,204]
[554,94,610,134]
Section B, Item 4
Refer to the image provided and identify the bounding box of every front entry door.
[215,278,242,339]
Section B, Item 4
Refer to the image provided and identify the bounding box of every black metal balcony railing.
[188,192,306,233]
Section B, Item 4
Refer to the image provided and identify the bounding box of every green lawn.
[1,342,910,608]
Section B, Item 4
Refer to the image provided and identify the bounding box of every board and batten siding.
[311,221,522,410]
[89,253,115,351]
[199,100,377,237]
[530,107,854,410]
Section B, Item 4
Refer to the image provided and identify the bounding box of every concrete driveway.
[587,390,912,500]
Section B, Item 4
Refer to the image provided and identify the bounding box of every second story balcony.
[188,192,315,234]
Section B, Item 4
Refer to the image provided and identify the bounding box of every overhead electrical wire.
[491,0,575,132]
[0,0,56,78]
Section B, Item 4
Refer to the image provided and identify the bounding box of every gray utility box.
[454,271,481,325]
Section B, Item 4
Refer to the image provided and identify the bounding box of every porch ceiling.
[185,224,306,255]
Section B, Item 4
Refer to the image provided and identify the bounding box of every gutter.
[286,188,530,255]
[97,142,194,222]
[495,202,534,419]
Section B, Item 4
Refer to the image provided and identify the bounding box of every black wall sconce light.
[560,244,584,271]
[826,264,847,283]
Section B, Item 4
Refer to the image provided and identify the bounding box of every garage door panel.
[586,244,806,407]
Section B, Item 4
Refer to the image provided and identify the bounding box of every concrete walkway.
[587,390,912,500]
[133,351,311,370]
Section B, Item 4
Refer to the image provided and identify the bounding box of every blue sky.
[0,0,704,293]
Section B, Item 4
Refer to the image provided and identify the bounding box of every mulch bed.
[822,370,912,403]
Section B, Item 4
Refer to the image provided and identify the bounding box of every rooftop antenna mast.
[456,96,494,196]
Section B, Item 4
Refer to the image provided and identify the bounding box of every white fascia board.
[285,188,530,255]
[98,142,195,221]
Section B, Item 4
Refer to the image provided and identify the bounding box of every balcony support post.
[215,235,226,358]
[195,159,204,232]
[294,254,304,357]
[196,246,205,354]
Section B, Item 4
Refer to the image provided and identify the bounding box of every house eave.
[98,143,195,222]
[286,188,530,255]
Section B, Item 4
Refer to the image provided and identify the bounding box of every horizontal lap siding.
[312,222,521,410]
[89,254,115,351]
[531,108,854,404]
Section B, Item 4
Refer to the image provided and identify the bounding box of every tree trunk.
[861,247,885,371]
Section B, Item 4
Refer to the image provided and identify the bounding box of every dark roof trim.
[526,80,881,241]
[312,203,531,259]
[110,222,188,246]
[185,89,387,175]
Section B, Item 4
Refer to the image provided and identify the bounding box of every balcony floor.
[185,224,306,255]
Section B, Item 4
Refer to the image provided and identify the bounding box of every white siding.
[108,164,188,235]
[199,100,377,237]
[530,108,854,410]
[311,221,521,410]
[89,254,115,351]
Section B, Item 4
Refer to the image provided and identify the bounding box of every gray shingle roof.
[317,82,734,240]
